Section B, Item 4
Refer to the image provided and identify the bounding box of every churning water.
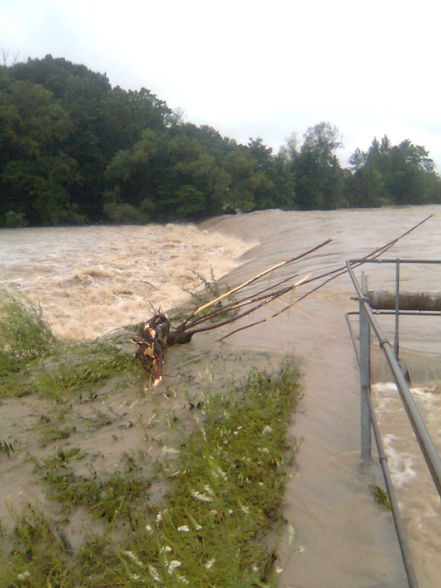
[1,206,440,586]
[0,223,254,340]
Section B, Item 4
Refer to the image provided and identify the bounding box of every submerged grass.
[0,293,139,399]
[0,293,56,376]
[170,267,237,325]
[127,362,301,587]
[30,346,139,400]
[34,454,151,522]
[369,484,392,511]
[1,360,301,587]
[0,343,139,399]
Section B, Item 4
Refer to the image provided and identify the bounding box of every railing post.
[394,259,401,360]
[360,272,372,463]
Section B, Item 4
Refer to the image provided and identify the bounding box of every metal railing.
[345,258,441,588]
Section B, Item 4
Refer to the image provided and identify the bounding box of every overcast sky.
[2,0,441,168]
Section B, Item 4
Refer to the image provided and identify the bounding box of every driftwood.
[132,215,433,386]
[131,313,170,387]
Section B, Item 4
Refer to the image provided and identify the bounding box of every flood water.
[1,205,441,587]
[0,223,253,340]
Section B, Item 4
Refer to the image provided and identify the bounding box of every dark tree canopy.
[346,135,441,207]
[0,55,440,227]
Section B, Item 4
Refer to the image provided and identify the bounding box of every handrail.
[345,258,441,588]
[348,258,441,264]
[346,308,418,587]
[346,260,441,497]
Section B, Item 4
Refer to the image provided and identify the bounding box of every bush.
[0,293,56,375]
[103,202,150,224]
[3,210,28,228]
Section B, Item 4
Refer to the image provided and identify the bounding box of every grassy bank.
[0,294,301,587]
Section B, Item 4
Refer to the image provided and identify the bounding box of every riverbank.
[0,289,301,586]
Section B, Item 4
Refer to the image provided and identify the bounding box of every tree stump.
[132,313,170,387]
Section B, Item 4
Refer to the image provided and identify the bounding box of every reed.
[0,292,56,375]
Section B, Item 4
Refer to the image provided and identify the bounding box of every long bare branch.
[183,275,310,338]
[178,270,301,330]
[217,214,433,340]
[175,237,334,330]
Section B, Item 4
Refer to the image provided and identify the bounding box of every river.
[0,223,254,340]
[1,206,440,587]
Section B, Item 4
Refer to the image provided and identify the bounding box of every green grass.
[1,360,301,587]
[369,484,392,511]
[0,343,139,399]
[169,267,237,325]
[34,453,151,522]
[30,346,139,400]
[38,422,76,444]
[127,362,301,587]
[0,293,139,399]
[0,293,56,376]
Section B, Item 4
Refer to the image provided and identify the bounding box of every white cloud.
[1,0,441,167]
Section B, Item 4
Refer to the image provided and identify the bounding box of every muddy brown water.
[1,206,441,586]
[0,223,254,340]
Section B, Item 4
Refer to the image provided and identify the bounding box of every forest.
[1,55,440,227]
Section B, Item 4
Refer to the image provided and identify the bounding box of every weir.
[346,258,441,588]
[208,207,441,587]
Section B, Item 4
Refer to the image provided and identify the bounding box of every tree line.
[1,55,440,227]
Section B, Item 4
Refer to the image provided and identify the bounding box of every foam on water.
[382,433,417,487]
[373,381,441,583]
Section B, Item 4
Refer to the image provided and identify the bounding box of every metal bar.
[346,261,441,497]
[346,317,419,586]
[345,313,360,367]
[394,259,400,359]
[365,384,419,587]
[381,342,441,497]
[345,258,441,587]
[373,310,441,317]
[360,273,372,463]
[345,312,418,588]
[349,259,441,265]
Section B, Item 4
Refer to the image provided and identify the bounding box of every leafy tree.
[1,55,440,226]
[246,138,279,209]
[105,125,231,221]
[223,149,256,212]
[6,56,172,222]
[0,74,80,224]
[271,151,296,209]
[301,121,342,164]
[346,165,390,207]
[290,122,346,209]
[347,136,441,207]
